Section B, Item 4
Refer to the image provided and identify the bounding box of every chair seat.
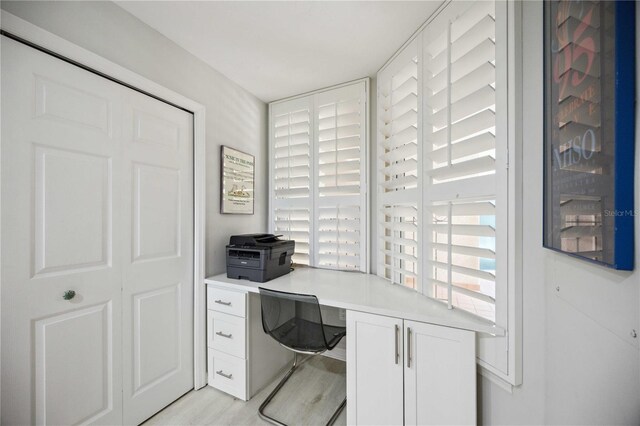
[323,323,347,349]
[271,317,346,353]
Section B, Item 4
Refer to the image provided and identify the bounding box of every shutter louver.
[317,97,362,197]
[379,60,419,192]
[380,203,419,288]
[425,0,496,190]
[315,83,367,272]
[423,0,498,322]
[317,205,362,270]
[270,81,368,272]
[270,97,313,265]
[377,39,420,289]
[273,108,311,199]
[427,200,496,322]
[274,208,311,265]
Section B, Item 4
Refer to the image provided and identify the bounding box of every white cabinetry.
[404,320,476,425]
[347,311,476,426]
[206,284,291,400]
[346,312,404,425]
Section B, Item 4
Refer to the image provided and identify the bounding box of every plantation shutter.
[377,39,421,289]
[315,83,368,271]
[270,96,313,265]
[422,0,505,324]
[269,80,368,271]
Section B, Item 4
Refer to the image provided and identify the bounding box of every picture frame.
[220,145,255,215]
[543,0,635,270]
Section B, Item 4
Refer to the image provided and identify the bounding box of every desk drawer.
[207,286,246,317]
[208,349,247,400]
[207,310,246,358]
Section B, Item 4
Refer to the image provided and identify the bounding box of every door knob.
[63,290,76,301]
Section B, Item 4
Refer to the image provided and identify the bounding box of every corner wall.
[0,0,268,277]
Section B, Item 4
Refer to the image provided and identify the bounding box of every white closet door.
[1,37,194,425]
[1,36,124,426]
[121,86,194,425]
[403,320,476,425]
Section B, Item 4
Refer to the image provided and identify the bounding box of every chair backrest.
[258,287,329,353]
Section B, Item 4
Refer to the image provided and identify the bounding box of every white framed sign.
[221,145,254,214]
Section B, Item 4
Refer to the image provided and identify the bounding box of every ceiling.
[115,1,442,102]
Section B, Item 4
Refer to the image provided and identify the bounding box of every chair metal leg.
[258,353,304,426]
[258,353,347,426]
[326,396,347,426]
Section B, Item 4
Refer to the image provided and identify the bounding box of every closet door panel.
[1,37,124,426]
[121,91,194,425]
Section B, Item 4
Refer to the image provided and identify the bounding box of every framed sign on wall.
[543,0,635,270]
[221,145,255,214]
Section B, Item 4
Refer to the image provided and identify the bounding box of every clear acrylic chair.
[258,287,347,426]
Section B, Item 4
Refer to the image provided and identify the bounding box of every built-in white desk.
[205,267,502,336]
[204,268,491,425]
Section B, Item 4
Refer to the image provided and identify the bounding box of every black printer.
[226,234,295,282]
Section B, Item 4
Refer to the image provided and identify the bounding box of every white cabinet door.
[404,321,476,426]
[347,311,404,426]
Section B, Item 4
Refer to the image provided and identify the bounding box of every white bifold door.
[1,37,194,425]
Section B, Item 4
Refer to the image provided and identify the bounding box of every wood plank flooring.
[144,356,347,425]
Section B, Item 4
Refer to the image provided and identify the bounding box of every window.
[269,80,369,272]
[377,0,519,384]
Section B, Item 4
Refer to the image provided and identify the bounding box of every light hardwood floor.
[144,356,347,425]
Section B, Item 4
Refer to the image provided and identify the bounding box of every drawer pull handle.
[216,331,233,339]
[216,370,233,379]
[214,299,232,306]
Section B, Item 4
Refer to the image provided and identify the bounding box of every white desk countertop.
[205,268,503,336]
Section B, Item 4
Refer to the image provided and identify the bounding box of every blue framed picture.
[543,0,635,270]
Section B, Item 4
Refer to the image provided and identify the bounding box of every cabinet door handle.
[214,299,232,306]
[406,327,412,368]
[394,324,400,364]
[216,331,233,339]
[216,370,233,379]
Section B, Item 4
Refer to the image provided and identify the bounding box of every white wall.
[480,2,640,424]
[0,0,268,277]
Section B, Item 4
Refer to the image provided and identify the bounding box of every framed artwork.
[543,0,635,270]
[221,145,255,214]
